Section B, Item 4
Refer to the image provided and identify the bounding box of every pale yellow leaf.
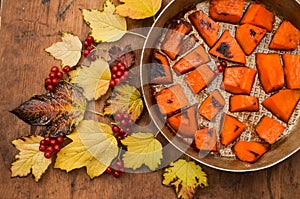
[115,0,162,19]
[81,0,127,43]
[45,32,82,67]
[121,132,162,171]
[71,58,111,101]
[11,136,51,182]
[163,159,208,199]
[54,120,118,179]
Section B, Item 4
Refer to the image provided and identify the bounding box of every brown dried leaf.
[109,45,135,68]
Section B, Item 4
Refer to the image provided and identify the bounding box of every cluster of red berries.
[39,136,64,159]
[109,62,129,88]
[114,112,134,134]
[214,60,228,75]
[112,125,128,142]
[83,36,97,61]
[45,65,71,91]
[106,160,125,178]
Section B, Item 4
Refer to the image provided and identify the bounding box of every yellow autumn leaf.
[163,159,209,199]
[104,84,144,121]
[115,0,162,19]
[81,0,127,43]
[11,136,52,182]
[54,120,118,179]
[121,132,162,171]
[71,58,111,101]
[45,32,82,67]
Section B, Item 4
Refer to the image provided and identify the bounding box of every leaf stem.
[154,130,160,138]
[127,31,147,39]
[86,109,105,117]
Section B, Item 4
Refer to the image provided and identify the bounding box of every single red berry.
[106,167,113,174]
[217,65,225,73]
[112,66,118,73]
[116,71,123,78]
[39,144,46,152]
[86,36,94,44]
[49,71,57,79]
[128,119,134,126]
[56,136,64,144]
[117,62,125,68]
[113,170,121,178]
[119,129,125,136]
[51,66,59,73]
[116,160,124,170]
[51,78,59,86]
[47,85,55,91]
[120,75,127,82]
[220,61,227,68]
[45,78,52,86]
[112,125,120,134]
[123,71,129,78]
[83,49,90,57]
[56,71,64,79]
[112,74,117,80]
[119,65,126,72]
[44,137,51,144]
[46,146,54,153]
[123,113,129,120]
[44,151,52,159]
[88,53,97,61]
[53,144,61,152]
[50,139,57,146]
[120,120,127,127]
[83,40,89,48]
[115,113,122,121]
[63,65,71,73]
[116,135,123,141]
[115,78,120,85]
[86,45,94,52]
[109,80,116,88]
[40,140,47,146]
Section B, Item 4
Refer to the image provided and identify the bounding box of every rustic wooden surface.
[0,0,299,198]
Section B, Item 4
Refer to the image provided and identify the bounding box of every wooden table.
[0,0,299,198]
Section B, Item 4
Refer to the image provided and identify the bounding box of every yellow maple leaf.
[11,136,52,182]
[45,32,82,67]
[121,132,162,171]
[54,120,118,179]
[81,0,127,43]
[115,0,162,19]
[71,58,111,101]
[163,159,209,199]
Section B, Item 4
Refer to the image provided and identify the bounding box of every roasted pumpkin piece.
[229,95,259,112]
[209,30,246,64]
[256,116,286,144]
[167,106,198,137]
[262,89,300,123]
[233,141,270,163]
[209,0,245,24]
[184,64,215,94]
[150,51,173,84]
[178,34,199,55]
[269,21,300,51]
[236,24,267,55]
[283,54,300,89]
[240,4,275,32]
[199,90,225,121]
[155,84,190,115]
[256,53,285,94]
[173,44,210,75]
[161,20,192,60]
[188,10,220,47]
[194,128,217,151]
[222,66,257,95]
[220,114,246,146]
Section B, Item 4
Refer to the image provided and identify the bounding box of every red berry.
[119,65,126,72]
[51,66,59,73]
[56,71,64,79]
[39,144,46,152]
[214,69,221,76]
[115,113,122,121]
[123,71,129,78]
[123,114,129,120]
[44,137,51,144]
[113,170,121,178]
[116,71,123,78]
[88,53,97,61]
[44,151,52,159]
[109,80,116,88]
[125,128,131,133]
[45,78,52,86]
[217,65,225,73]
[220,61,227,68]
[112,74,117,79]
[47,85,55,91]
[119,129,125,136]
[116,160,124,169]
[40,140,47,146]
[112,66,118,73]
[123,133,128,138]
[63,65,71,73]
[112,125,120,134]
[116,135,123,141]
[83,49,90,57]
[106,167,113,174]
[46,146,54,153]
[53,144,61,152]
[117,62,125,68]
[128,119,134,126]
[49,71,57,79]
[83,40,89,48]
[120,75,127,82]
[56,136,64,144]
[50,139,57,146]
[120,120,127,127]
[115,78,120,85]
[86,45,94,52]
[51,78,59,86]
[86,36,94,44]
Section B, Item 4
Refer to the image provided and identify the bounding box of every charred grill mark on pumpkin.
[250,29,256,36]
[216,42,233,58]
[151,63,167,79]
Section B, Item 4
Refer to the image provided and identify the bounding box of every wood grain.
[0,0,299,199]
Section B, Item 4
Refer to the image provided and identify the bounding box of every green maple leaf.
[81,0,127,43]
[121,132,163,171]
[45,32,82,67]
[11,136,52,182]
[71,58,111,101]
[104,84,144,121]
[54,120,118,179]
[163,159,209,199]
